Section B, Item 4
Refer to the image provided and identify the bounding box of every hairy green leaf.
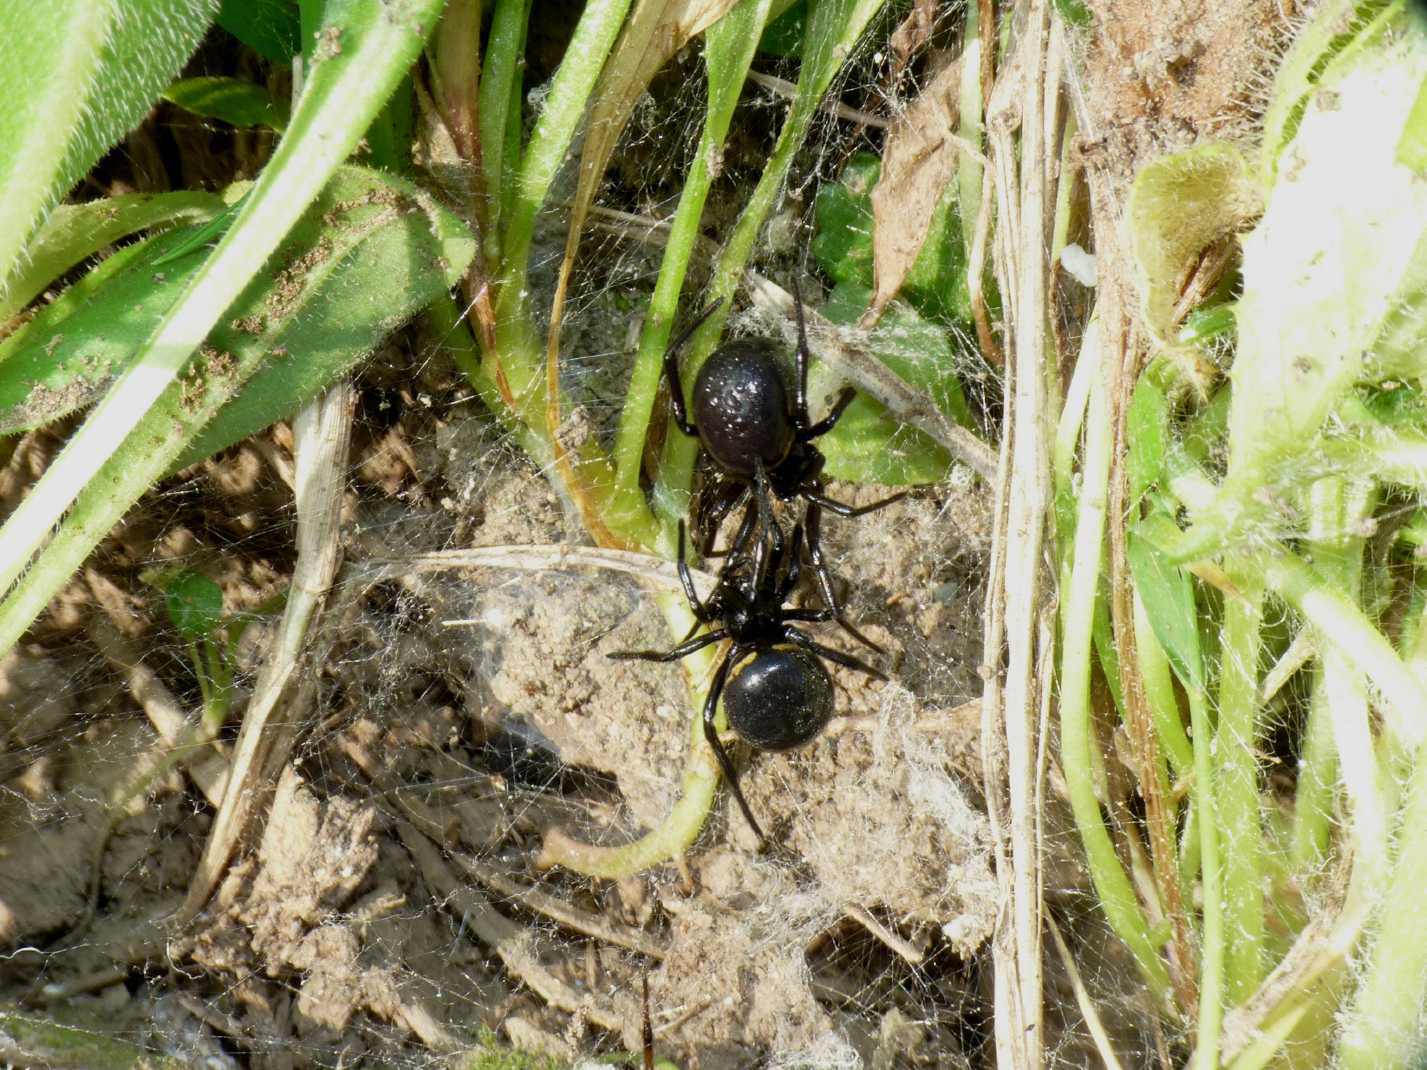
[0,0,447,629]
[0,227,208,433]
[0,191,222,322]
[0,0,217,295]
[0,166,473,655]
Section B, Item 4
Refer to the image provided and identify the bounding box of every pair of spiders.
[610,282,900,843]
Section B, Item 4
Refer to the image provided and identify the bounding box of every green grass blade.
[478,0,532,245]
[485,0,632,435]
[0,0,216,295]
[0,0,446,623]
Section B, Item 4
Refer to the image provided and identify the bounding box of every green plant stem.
[1214,564,1266,1003]
[425,293,551,466]
[1188,628,1226,1070]
[607,0,772,543]
[1296,478,1378,874]
[1290,670,1338,871]
[1059,366,1170,1000]
[538,595,722,878]
[489,0,630,436]
[1337,729,1427,1069]
[477,0,531,249]
[1260,549,1424,758]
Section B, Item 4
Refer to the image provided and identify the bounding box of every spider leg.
[695,475,747,557]
[781,608,835,623]
[800,386,856,439]
[662,299,723,436]
[710,496,758,565]
[674,520,713,621]
[751,457,778,592]
[702,645,767,843]
[778,523,805,600]
[783,627,887,682]
[803,486,907,518]
[609,628,728,663]
[804,501,884,654]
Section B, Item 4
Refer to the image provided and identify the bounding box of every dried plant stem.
[179,383,353,922]
[983,0,1055,1063]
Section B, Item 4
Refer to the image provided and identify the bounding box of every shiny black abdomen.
[691,340,795,477]
[724,646,834,752]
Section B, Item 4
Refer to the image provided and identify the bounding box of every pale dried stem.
[982,0,1055,1062]
[397,819,633,1032]
[180,383,354,922]
[745,272,999,479]
[1062,43,1201,1012]
[398,795,666,960]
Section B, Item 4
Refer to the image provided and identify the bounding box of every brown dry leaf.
[888,0,937,80]
[866,52,962,323]
[544,0,737,547]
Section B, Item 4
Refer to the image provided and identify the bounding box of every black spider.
[610,517,884,842]
[661,280,903,652]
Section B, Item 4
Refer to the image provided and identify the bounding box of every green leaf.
[0,0,217,297]
[812,152,879,287]
[0,226,209,433]
[757,0,807,56]
[1126,364,1170,508]
[151,190,251,267]
[1175,23,1427,559]
[1176,301,1237,347]
[163,570,225,641]
[816,393,951,485]
[163,75,291,130]
[0,191,223,323]
[1125,142,1258,365]
[0,0,448,638]
[1395,72,1427,171]
[1054,0,1093,27]
[901,182,973,325]
[218,0,301,61]
[1128,515,1206,693]
[813,281,970,486]
[1261,0,1402,186]
[176,170,475,466]
[0,167,472,447]
[0,166,474,656]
